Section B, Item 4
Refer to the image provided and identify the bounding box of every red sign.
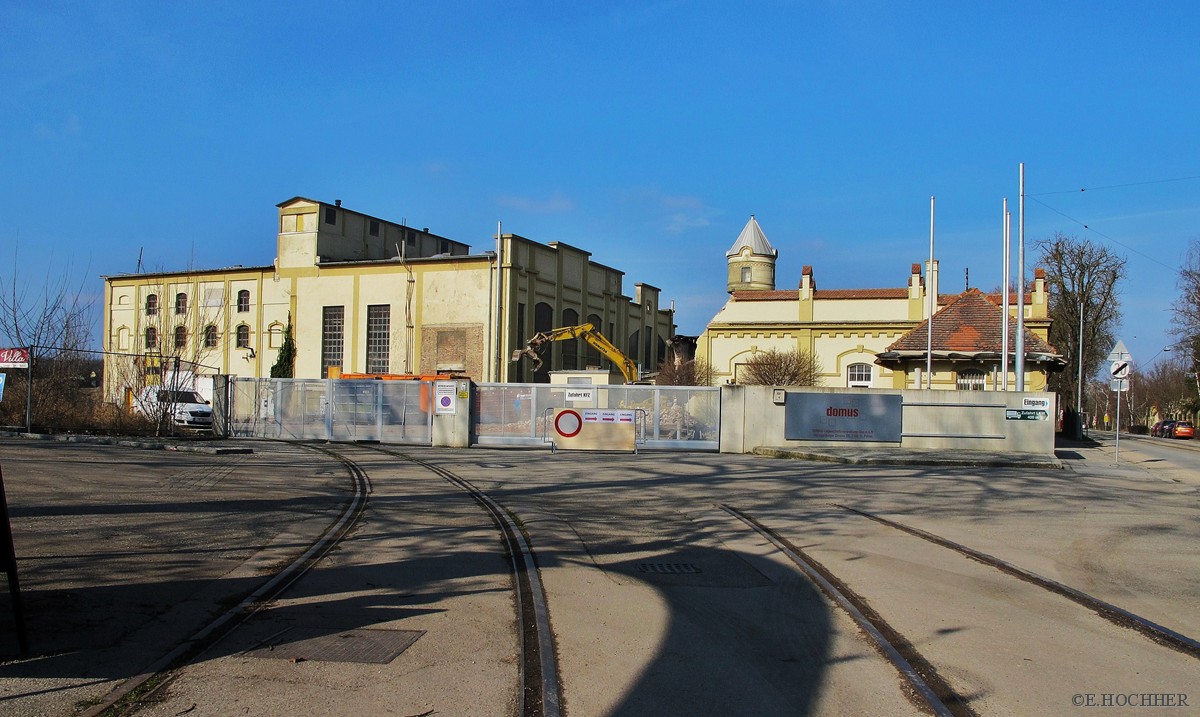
[0,349,29,369]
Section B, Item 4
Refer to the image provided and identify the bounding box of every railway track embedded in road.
[348,444,563,717]
[720,504,971,717]
[836,504,1200,661]
[83,442,372,717]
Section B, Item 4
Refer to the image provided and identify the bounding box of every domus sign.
[784,393,903,443]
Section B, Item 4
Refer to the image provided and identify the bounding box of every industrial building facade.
[102,197,675,401]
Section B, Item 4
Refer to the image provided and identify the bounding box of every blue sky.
[2,1,1197,369]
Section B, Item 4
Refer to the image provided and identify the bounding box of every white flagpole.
[1016,163,1026,391]
[927,195,935,389]
[1002,198,1010,391]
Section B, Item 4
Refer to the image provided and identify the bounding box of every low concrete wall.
[720,385,1056,455]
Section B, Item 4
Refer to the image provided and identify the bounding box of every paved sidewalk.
[754,444,1064,469]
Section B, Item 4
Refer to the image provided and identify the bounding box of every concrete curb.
[0,431,253,455]
[753,445,1063,470]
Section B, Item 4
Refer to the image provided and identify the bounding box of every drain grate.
[637,562,703,575]
[248,628,425,664]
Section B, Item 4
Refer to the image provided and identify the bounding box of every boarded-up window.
[436,330,466,372]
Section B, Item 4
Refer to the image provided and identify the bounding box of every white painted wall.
[720,385,1056,455]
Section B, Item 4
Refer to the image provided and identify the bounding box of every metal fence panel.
[227,378,432,444]
[472,383,719,450]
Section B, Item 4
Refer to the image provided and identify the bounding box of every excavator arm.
[511,323,639,383]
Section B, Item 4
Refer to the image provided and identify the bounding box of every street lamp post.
[1076,300,1084,439]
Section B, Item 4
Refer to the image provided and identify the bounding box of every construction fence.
[220,378,721,451]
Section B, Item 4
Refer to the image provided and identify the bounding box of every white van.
[134,388,214,431]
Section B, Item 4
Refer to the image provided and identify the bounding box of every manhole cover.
[638,562,703,575]
[248,628,425,664]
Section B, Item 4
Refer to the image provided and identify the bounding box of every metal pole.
[1002,200,1010,391]
[1115,387,1121,462]
[494,221,505,382]
[24,345,32,434]
[1016,163,1026,391]
[926,194,936,390]
[1076,301,1084,438]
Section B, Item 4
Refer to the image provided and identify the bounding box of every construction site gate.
[472,382,720,450]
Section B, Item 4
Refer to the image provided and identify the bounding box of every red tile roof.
[731,290,799,301]
[886,289,1057,353]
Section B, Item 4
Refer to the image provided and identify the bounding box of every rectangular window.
[406,229,416,247]
[322,306,344,378]
[324,206,337,225]
[369,220,380,237]
[366,304,391,374]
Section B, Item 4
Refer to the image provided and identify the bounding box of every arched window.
[236,324,250,349]
[237,290,250,313]
[585,313,603,367]
[144,327,158,349]
[175,292,188,315]
[561,308,579,370]
[847,363,872,388]
[530,302,554,381]
[957,368,986,391]
[174,326,187,349]
[145,294,159,316]
[204,325,218,348]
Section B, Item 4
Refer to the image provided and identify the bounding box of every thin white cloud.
[618,187,718,235]
[495,193,575,214]
[35,113,81,140]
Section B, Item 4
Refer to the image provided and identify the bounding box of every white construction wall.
[720,385,1056,455]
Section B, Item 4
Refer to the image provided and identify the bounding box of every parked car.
[1169,420,1194,439]
[1151,420,1166,437]
[1157,420,1176,438]
[134,388,213,431]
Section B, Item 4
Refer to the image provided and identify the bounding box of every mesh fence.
[473,383,719,449]
[227,378,433,443]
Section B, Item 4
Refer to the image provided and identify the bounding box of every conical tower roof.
[725,215,777,258]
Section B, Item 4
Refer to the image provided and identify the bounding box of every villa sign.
[0,349,29,369]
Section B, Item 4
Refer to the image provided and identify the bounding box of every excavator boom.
[511,323,639,383]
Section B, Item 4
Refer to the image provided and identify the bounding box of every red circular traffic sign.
[554,409,583,438]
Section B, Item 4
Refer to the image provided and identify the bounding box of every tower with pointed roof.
[726,215,777,293]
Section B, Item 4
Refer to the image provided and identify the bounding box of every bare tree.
[656,356,715,386]
[0,246,105,431]
[1036,232,1126,411]
[1172,239,1200,342]
[1134,355,1192,425]
[739,348,822,386]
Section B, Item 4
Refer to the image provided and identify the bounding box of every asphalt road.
[1,436,1198,717]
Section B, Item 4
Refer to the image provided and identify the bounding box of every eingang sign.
[784,392,903,443]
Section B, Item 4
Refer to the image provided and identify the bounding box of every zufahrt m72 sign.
[0,348,29,369]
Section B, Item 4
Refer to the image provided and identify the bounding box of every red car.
[1169,421,1194,439]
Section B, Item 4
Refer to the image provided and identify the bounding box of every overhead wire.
[1025,196,1178,272]
[1029,174,1200,197]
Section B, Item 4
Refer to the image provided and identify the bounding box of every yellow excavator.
[511,323,639,384]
